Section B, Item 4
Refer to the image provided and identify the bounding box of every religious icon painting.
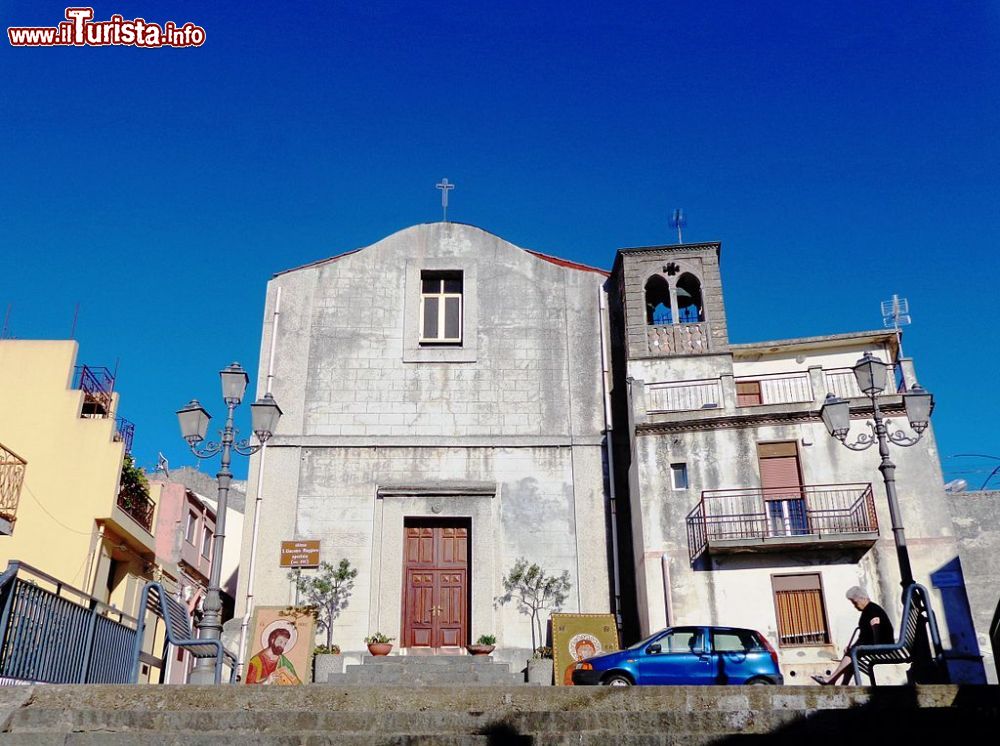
[551,612,620,686]
[244,606,315,685]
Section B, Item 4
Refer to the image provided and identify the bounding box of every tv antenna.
[881,294,911,359]
[669,209,686,244]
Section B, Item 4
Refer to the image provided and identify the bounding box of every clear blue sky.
[2,1,998,486]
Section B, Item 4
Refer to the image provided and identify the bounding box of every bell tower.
[610,242,729,361]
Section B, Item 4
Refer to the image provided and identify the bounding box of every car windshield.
[627,630,666,650]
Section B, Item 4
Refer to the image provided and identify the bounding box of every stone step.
[0,733,708,746]
[352,660,511,673]
[359,655,499,665]
[326,672,525,686]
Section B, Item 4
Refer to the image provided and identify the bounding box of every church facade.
[236,223,987,682]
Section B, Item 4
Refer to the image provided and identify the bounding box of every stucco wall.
[237,224,613,664]
[947,490,1000,683]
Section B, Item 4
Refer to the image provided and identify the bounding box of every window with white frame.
[670,463,689,490]
[202,526,212,559]
[185,511,197,544]
[420,271,463,344]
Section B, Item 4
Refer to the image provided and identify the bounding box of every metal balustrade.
[0,444,26,529]
[686,483,879,560]
[0,561,140,684]
[646,378,723,413]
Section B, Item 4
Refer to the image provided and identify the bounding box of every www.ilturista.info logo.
[8,7,206,48]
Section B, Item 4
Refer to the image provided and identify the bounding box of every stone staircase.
[1,684,997,744]
[322,654,526,686]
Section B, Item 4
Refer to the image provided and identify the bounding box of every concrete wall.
[237,223,613,664]
[947,490,1000,683]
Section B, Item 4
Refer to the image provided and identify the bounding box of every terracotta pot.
[466,644,495,656]
[367,643,393,656]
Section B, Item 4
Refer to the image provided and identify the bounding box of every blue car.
[571,625,783,686]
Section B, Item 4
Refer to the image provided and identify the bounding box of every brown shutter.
[737,381,762,406]
[772,574,830,646]
[758,442,802,500]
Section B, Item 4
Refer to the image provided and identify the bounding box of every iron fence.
[0,444,27,526]
[117,482,155,533]
[114,417,135,454]
[734,371,813,405]
[73,364,115,418]
[686,483,878,560]
[0,561,139,684]
[824,364,904,399]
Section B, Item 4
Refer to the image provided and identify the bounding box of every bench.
[850,582,944,685]
[129,582,237,684]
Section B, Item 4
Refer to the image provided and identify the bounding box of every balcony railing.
[647,378,723,413]
[114,417,135,454]
[0,443,27,530]
[74,365,116,418]
[686,483,879,560]
[735,371,813,406]
[646,322,710,355]
[117,482,155,533]
[823,364,904,399]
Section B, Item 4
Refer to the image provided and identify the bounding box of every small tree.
[288,559,358,651]
[497,558,571,652]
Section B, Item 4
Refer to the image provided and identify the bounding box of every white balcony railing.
[646,378,723,413]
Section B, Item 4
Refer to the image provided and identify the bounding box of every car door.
[639,628,716,685]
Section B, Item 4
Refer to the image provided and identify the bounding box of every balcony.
[686,483,879,560]
[74,365,116,418]
[116,482,155,533]
[646,322,711,355]
[0,443,27,535]
[643,363,906,415]
[114,416,135,454]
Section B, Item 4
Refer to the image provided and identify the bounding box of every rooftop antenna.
[881,294,911,359]
[1,304,10,339]
[155,452,171,479]
[670,209,686,244]
[436,178,455,222]
[70,302,80,339]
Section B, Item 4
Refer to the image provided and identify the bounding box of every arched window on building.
[645,275,673,325]
[676,273,705,323]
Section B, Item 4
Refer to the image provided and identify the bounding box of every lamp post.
[819,353,934,590]
[177,362,282,684]
[820,353,945,682]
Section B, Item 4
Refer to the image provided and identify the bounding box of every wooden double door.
[401,519,469,649]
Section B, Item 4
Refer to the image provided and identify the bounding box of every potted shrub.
[528,646,554,685]
[287,559,358,682]
[365,633,394,656]
[311,644,343,683]
[467,634,496,656]
[496,558,570,685]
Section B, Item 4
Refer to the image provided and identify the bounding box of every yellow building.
[0,340,159,618]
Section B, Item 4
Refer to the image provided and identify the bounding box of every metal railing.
[734,371,813,406]
[0,561,139,684]
[114,416,135,454]
[117,482,155,533]
[0,444,27,526]
[74,364,115,418]
[686,483,878,560]
[647,378,722,413]
[824,364,904,399]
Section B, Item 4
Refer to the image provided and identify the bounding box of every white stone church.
[236,222,989,683]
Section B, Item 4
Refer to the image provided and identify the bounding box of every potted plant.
[287,558,358,682]
[311,644,343,683]
[467,634,496,656]
[365,632,394,656]
[496,558,571,685]
[528,646,554,685]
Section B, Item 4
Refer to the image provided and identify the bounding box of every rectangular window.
[185,512,197,544]
[202,526,212,559]
[737,381,762,406]
[772,573,830,646]
[670,463,688,490]
[420,271,463,344]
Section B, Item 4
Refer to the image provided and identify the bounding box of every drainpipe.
[237,286,281,677]
[598,287,623,629]
[661,553,673,627]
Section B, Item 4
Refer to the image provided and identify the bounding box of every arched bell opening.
[645,275,673,325]
[676,273,705,323]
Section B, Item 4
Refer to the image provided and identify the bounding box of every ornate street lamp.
[820,352,943,682]
[176,362,281,684]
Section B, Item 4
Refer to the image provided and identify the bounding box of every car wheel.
[603,674,632,687]
[745,677,774,685]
